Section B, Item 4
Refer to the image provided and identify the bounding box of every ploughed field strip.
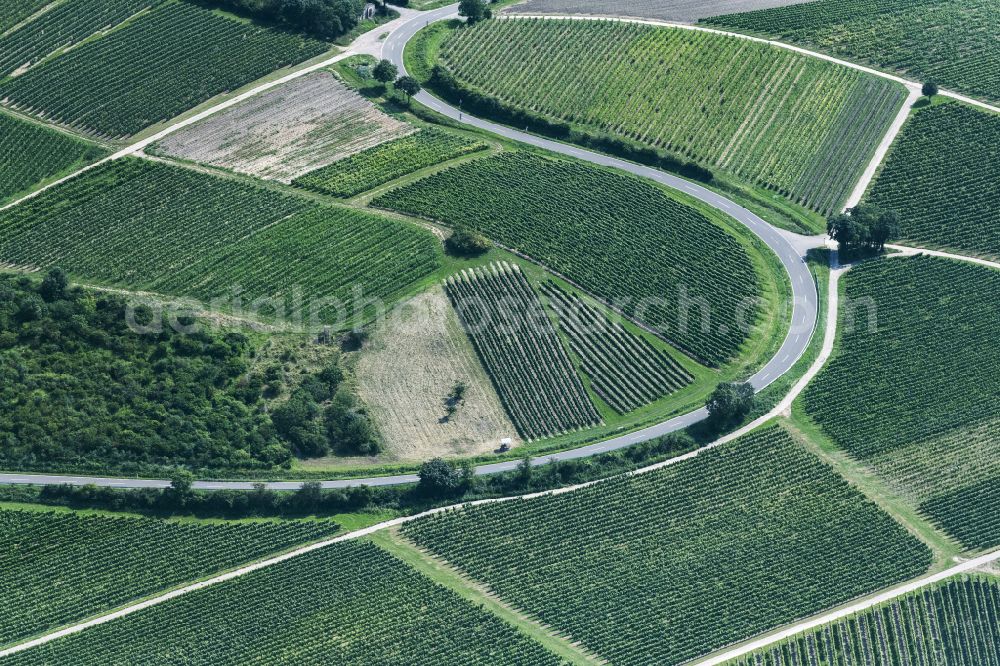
[0,0,164,78]
[867,103,1000,260]
[0,541,564,665]
[403,427,932,666]
[707,0,1000,103]
[504,0,815,22]
[376,152,761,367]
[803,256,1000,550]
[727,576,1000,666]
[444,263,601,440]
[0,508,341,647]
[0,158,441,325]
[153,71,417,183]
[0,0,328,138]
[294,127,489,198]
[540,281,694,414]
[0,110,107,203]
[437,18,906,215]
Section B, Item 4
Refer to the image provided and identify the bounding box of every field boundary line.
[887,244,1000,271]
[843,86,921,210]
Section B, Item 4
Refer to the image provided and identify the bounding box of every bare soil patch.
[154,71,414,183]
[355,287,519,461]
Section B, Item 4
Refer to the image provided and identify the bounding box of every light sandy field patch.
[153,71,415,183]
[355,286,520,461]
[505,0,813,22]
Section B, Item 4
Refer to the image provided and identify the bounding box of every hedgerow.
[0,111,107,203]
[0,158,441,325]
[294,127,488,197]
[445,262,601,440]
[376,151,760,366]
[802,256,1000,549]
[707,0,1000,102]
[728,576,1000,666]
[0,541,563,665]
[435,18,905,214]
[403,426,932,665]
[0,0,165,78]
[0,1,328,137]
[0,507,341,646]
[541,281,693,413]
[867,103,1000,260]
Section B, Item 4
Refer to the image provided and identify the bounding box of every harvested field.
[354,287,519,460]
[154,71,415,183]
[505,0,814,22]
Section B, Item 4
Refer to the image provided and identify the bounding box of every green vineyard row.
[0,508,341,646]
[438,18,905,215]
[445,262,601,440]
[377,151,761,366]
[541,281,693,414]
[0,540,563,665]
[295,127,489,198]
[403,427,932,665]
[0,1,328,137]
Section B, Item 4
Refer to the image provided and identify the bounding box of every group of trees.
[705,382,756,432]
[458,0,492,24]
[205,0,371,39]
[828,204,901,255]
[368,59,421,99]
[0,269,380,475]
[444,226,491,257]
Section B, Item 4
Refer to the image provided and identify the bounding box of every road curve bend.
[0,6,819,491]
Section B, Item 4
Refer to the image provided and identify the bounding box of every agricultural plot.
[437,19,906,214]
[0,0,51,34]
[0,110,107,203]
[728,577,1000,666]
[505,0,814,22]
[802,256,1000,549]
[0,0,164,78]
[403,426,932,665]
[0,158,441,325]
[0,507,341,646]
[294,127,489,197]
[154,71,415,183]
[707,0,1000,103]
[445,263,601,440]
[867,103,1000,260]
[354,287,519,460]
[0,1,328,137]
[540,281,694,414]
[376,152,762,366]
[0,540,563,665]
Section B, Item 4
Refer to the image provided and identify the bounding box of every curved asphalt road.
[0,6,819,490]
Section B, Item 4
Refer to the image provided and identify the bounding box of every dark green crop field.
[867,103,1000,260]
[803,256,1000,549]
[0,1,327,137]
[376,151,764,366]
[0,507,341,646]
[0,158,441,325]
[0,540,563,665]
[403,427,932,665]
